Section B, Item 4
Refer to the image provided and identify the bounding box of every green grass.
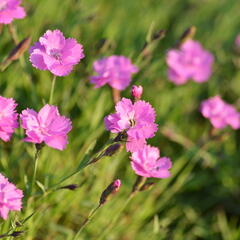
[0,0,240,239]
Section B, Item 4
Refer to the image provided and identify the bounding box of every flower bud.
[59,184,79,191]
[131,85,143,101]
[99,179,121,205]
[103,143,122,157]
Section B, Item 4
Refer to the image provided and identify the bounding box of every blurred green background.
[0,0,240,239]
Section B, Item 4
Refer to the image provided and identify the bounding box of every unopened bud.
[103,144,121,157]
[10,231,24,237]
[177,26,196,47]
[59,184,78,191]
[99,179,121,205]
[131,85,143,101]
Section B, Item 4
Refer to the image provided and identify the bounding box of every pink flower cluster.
[0,0,26,24]
[166,40,214,85]
[90,55,138,90]
[0,96,72,150]
[30,30,84,76]
[105,90,172,179]
[0,173,23,220]
[0,96,18,142]
[200,96,240,129]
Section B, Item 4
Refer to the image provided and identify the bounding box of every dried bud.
[59,184,79,191]
[99,179,121,205]
[131,85,143,101]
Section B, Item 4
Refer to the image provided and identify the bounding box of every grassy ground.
[0,0,240,239]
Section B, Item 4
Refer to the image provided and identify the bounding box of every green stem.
[74,205,101,239]
[49,75,57,104]
[31,146,41,194]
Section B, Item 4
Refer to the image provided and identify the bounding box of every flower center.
[49,49,62,61]
[129,119,136,127]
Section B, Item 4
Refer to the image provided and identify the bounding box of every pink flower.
[166,40,214,85]
[200,96,240,129]
[0,0,26,24]
[131,145,172,178]
[29,30,84,76]
[0,173,23,220]
[131,85,143,100]
[235,34,240,47]
[0,96,18,142]
[90,55,138,90]
[105,98,158,150]
[20,104,72,150]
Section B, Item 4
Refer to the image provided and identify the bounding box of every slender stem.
[49,75,57,104]
[30,146,41,194]
[112,88,121,104]
[0,24,3,35]
[8,23,18,45]
[74,205,101,239]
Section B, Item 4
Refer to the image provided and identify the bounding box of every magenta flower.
[131,85,143,100]
[0,173,23,220]
[131,145,172,178]
[105,98,158,150]
[90,55,138,90]
[200,96,240,129]
[0,0,26,24]
[0,96,18,142]
[166,40,214,85]
[29,30,84,76]
[20,104,72,150]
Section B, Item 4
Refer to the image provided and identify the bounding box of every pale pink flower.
[166,40,214,85]
[235,34,240,47]
[20,104,72,150]
[29,29,84,76]
[104,98,158,150]
[0,173,23,220]
[0,96,18,142]
[131,85,143,100]
[200,96,240,129]
[131,145,172,178]
[90,55,138,90]
[0,0,26,24]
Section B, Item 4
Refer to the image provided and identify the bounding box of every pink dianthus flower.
[166,40,214,85]
[131,145,172,178]
[235,34,240,48]
[29,29,84,76]
[20,104,72,150]
[90,55,138,90]
[104,98,158,151]
[0,96,18,142]
[0,0,26,24]
[200,96,240,129]
[0,173,23,220]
